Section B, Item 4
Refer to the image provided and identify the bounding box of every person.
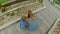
[27,10,39,31]
[20,16,27,30]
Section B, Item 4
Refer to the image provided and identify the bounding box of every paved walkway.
[0,0,60,34]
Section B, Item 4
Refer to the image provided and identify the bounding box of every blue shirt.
[28,17,39,31]
[20,20,26,30]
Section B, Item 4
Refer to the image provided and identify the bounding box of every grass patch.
[0,0,10,4]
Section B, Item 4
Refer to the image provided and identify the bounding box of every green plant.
[39,0,43,3]
[53,0,60,4]
[0,3,2,9]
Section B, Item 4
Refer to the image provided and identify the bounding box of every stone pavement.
[0,0,60,34]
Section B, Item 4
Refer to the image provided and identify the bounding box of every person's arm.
[19,21,22,27]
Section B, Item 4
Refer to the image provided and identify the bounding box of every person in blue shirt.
[20,16,27,30]
[27,10,39,31]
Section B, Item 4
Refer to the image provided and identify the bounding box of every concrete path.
[0,0,60,34]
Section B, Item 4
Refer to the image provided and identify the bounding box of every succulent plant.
[9,11,14,16]
[1,7,6,12]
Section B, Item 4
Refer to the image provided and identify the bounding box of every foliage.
[39,0,43,3]
[53,0,60,4]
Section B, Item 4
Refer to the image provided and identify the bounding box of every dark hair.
[21,16,26,21]
[28,10,33,18]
